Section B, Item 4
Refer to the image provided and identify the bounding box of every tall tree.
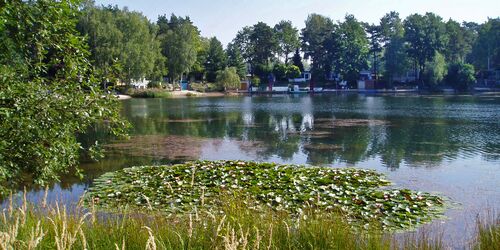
[444,19,473,63]
[471,18,500,70]
[366,23,383,81]
[404,13,448,83]
[78,4,165,83]
[301,14,335,82]
[205,37,227,82]
[380,11,409,85]
[157,14,201,83]
[274,20,300,64]
[250,22,278,67]
[292,48,305,72]
[226,43,247,79]
[0,0,127,193]
[337,15,370,86]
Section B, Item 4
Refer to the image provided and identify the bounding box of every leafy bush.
[216,67,241,90]
[423,52,447,85]
[273,63,288,81]
[126,88,172,98]
[287,65,302,79]
[189,82,206,92]
[445,63,476,91]
[251,76,261,86]
[0,0,127,193]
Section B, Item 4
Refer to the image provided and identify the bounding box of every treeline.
[78,3,499,90]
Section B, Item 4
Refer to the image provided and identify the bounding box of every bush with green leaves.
[445,63,476,91]
[216,67,241,90]
[0,0,127,194]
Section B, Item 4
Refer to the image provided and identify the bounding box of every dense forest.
[75,2,500,90]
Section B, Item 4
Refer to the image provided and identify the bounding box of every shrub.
[445,63,476,91]
[216,67,240,90]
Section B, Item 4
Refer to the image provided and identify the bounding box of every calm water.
[10,93,500,247]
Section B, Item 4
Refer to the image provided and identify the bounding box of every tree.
[471,18,500,70]
[205,37,227,82]
[444,19,474,63]
[157,14,201,83]
[250,22,278,66]
[216,67,241,90]
[286,65,301,79]
[292,48,304,72]
[423,52,447,85]
[445,63,476,90]
[366,23,383,81]
[404,13,448,83]
[273,63,288,81]
[274,20,300,63]
[226,43,247,79]
[0,0,127,193]
[380,12,410,85]
[337,15,370,86]
[301,14,335,82]
[78,4,165,83]
[189,36,209,81]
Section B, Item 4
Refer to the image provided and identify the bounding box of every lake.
[11,93,500,247]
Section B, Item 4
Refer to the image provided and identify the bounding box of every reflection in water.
[111,95,499,168]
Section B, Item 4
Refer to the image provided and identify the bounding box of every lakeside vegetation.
[85,161,444,230]
[0,191,498,249]
[75,2,500,91]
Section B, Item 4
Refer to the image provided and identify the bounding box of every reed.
[0,190,494,250]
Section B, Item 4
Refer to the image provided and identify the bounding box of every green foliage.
[157,14,201,82]
[232,22,277,72]
[404,13,448,81]
[287,65,302,79]
[78,4,165,83]
[273,63,288,81]
[473,215,500,250]
[301,14,335,81]
[125,88,172,98]
[380,12,410,85]
[445,63,476,90]
[0,0,127,192]
[423,52,447,85]
[274,20,300,63]
[337,15,370,86]
[86,160,444,230]
[251,76,261,86]
[226,43,247,79]
[292,48,305,72]
[471,18,500,70]
[204,37,227,82]
[216,67,241,90]
[0,195,453,250]
[444,19,474,63]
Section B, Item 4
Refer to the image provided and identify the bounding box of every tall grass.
[0,190,495,249]
[472,213,500,250]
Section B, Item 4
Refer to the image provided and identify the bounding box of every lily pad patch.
[85,160,444,229]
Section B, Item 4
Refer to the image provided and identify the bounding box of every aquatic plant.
[86,160,444,229]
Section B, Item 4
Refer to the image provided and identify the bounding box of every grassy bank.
[0,193,435,250]
[0,193,500,250]
[0,194,498,249]
[125,88,173,98]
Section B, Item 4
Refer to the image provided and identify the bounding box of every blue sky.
[95,0,499,45]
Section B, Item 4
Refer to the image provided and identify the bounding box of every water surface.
[10,94,500,247]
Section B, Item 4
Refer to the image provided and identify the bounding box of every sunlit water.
[5,93,500,248]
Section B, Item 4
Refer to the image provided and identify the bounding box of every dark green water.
[13,93,500,247]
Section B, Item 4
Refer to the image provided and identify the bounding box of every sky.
[95,0,499,45]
